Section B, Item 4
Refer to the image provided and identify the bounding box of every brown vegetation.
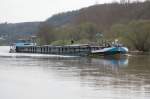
[37,1,150,51]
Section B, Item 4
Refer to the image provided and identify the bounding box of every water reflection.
[39,57,128,87]
[89,57,128,67]
[42,56,150,99]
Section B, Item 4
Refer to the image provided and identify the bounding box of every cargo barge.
[10,40,128,57]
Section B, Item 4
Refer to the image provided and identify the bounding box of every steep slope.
[46,11,80,27]
[46,1,150,30]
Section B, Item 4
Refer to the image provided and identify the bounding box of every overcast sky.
[0,0,143,23]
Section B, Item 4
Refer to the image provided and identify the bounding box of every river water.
[0,46,150,99]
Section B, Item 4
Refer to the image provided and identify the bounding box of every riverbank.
[129,51,150,55]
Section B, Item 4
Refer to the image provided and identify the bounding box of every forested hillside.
[38,1,150,51]
[46,11,79,27]
[0,22,40,44]
[0,1,150,51]
[46,1,150,29]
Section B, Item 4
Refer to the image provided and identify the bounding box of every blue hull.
[91,47,128,56]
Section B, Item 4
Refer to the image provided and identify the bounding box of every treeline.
[38,1,150,51]
[0,22,41,44]
[38,22,99,45]
[110,20,150,51]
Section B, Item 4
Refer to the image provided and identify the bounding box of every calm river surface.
[0,46,150,99]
